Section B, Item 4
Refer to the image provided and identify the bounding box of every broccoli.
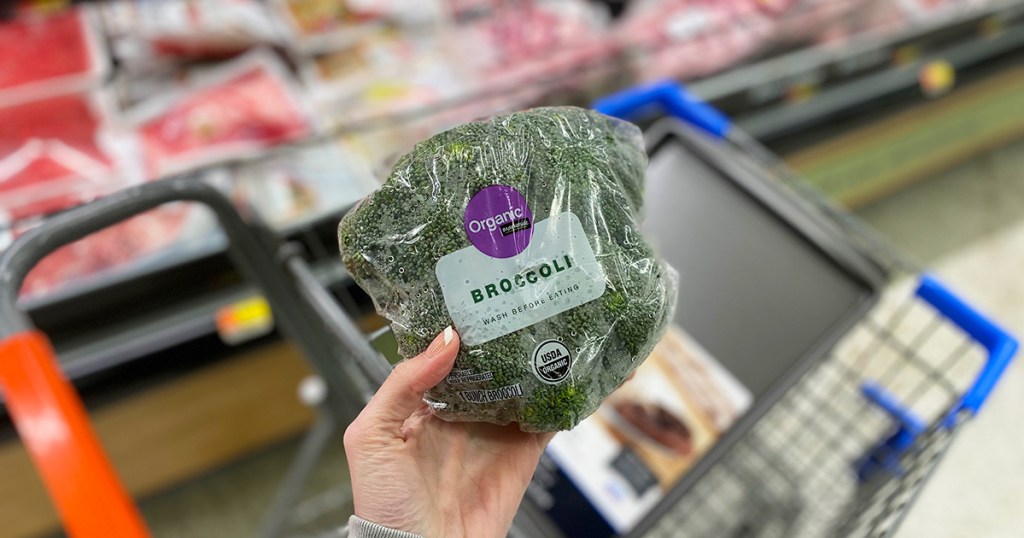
[339,106,676,432]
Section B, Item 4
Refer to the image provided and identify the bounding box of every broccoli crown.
[339,106,676,432]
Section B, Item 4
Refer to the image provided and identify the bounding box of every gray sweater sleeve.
[347,515,425,538]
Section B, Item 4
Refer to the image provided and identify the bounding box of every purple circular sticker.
[464,185,534,259]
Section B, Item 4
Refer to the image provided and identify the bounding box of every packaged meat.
[306,1,615,130]
[443,0,505,19]
[616,0,778,83]
[346,0,450,25]
[0,93,137,223]
[302,28,455,109]
[128,50,314,178]
[451,0,615,97]
[271,0,383,54]
[347,0,501,22]
[232,139,378,228]
[0,7,109,106]
[305,27,472,128]
[99,0,282,67]
[19,202,208,298]
[814,0,988,43]
[772,0,874,45]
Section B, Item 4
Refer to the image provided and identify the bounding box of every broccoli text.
[470,255,574,303]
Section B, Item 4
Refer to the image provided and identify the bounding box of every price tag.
[216,296,274,345]
[919,60,955,97]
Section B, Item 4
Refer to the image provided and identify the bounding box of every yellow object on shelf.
[919,60,956,97]
[216,296,275,346]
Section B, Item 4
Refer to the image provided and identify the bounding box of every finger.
[360,326,459,433]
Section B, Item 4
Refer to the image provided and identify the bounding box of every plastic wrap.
[232,139,378,228]
[19,203,204,298]
[0,8,109,106]
[451,0,615,99]
[302,28,469,127]
[339,107,677,432]
[271,0,383,54]
[127,50,313,177]
[100,0,281,66]
[0,93,138,223]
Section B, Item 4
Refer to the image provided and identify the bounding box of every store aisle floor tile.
[142,434,352,537]
[857,140,1024,538]
[892,219,1024,538]
[856,141,1024,265]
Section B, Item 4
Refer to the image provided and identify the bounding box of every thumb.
[361,326,459,433]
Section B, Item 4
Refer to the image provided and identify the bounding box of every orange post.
[0,331,149,538]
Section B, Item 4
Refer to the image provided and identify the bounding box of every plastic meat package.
[99,0,281,66]
[18,203,203,298]
[616,0,780,83]
[0,93,136,223]
[128,50,313,177]
[339,107,677,432]
[272,0,383,54]
[0,7,109,105]
[452,0,615,98]
[301,28,469,127]
[811,0,993,44]
[233,139,378,228]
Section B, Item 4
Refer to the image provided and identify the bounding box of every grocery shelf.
[50,256,349,381]
[8,0,1024,393]
[19,206,354,386]
[691,0,1024,139]
[18,235,227,313]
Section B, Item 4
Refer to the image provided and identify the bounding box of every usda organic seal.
[532,340,572,384]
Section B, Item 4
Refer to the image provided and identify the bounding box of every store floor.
[858,140,1024,538]
[138,141,1024,537]
[139,431,352,537]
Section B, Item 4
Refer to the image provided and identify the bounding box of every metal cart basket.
[587,83,1018,538]
[0,82,1017,538]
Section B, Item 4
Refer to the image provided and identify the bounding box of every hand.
[344,327,555,538]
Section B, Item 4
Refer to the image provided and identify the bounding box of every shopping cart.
[0,178,392,538]
[0,82,1016,538]
[585,82,1019,538]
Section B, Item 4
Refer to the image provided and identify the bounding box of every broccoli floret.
[339,106,676,432]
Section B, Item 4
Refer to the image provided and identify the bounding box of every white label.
[435,212,605,346]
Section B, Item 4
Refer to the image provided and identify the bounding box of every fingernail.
[425,326,454,358]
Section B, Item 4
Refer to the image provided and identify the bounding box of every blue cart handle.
[592,81,732,140]
[916,275,1018,417]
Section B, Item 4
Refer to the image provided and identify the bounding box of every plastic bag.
[339,107,677,432]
